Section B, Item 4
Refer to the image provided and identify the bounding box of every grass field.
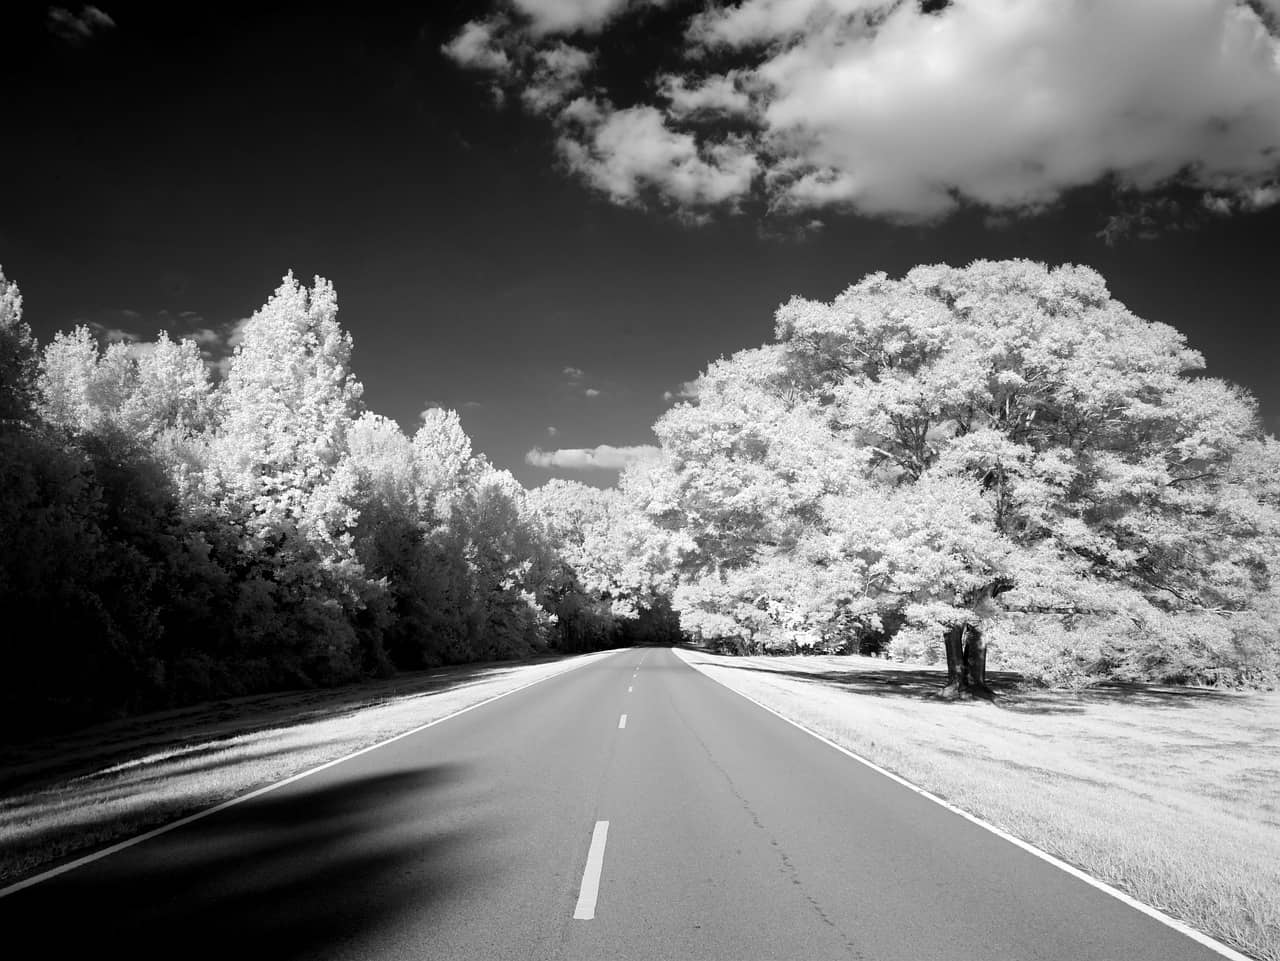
[676,647,1280,961]
[0,649,619,889]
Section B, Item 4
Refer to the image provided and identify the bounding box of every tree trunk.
[939,623,995,701]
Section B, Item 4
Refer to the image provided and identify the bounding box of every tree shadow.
[0,764,482,961]
[998,680,1243,715]
[707,659,1016,700]
[0,652,585,795]
[691,650,1244,715]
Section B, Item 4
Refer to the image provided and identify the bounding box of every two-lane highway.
[0,648,1235,960]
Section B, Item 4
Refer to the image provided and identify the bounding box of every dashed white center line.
[573,821,610,920]
[618,714,627,728]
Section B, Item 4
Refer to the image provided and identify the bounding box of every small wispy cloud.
[662,380,698,403]
[561,364,604,398]
[88,320,139,344]
[185,316,250,376]
[547,425,559,437]
[47,5,115,46]
[525,443,659,471]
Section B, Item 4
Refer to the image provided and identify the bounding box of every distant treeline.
[4,258,1279,737]
[0,270,678,740]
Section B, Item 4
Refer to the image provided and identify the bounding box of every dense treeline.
[4,259,1279,736]
[0,269,674,739]
[624,261,1280,695]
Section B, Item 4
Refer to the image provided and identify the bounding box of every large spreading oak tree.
[645,260,1280,696]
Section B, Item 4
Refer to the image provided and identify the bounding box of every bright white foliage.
[0,268,38,423]
[531,473,681,619]
[646,259,1280,680]
[214,272,364,538]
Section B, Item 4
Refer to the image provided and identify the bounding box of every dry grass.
[0,649,620,888]
[676,647,1280,961]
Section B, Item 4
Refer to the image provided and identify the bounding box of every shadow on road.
[0,764,480,961]
[0,655,573,795]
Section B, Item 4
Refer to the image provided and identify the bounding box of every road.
[0,647,1233,960]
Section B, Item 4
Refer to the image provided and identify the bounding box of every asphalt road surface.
[0,647,1233,960]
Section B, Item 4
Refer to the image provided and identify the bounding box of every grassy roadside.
[676,647,1280,961]
[0,648,621,888]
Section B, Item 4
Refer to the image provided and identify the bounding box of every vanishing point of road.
[0,647,1234,960]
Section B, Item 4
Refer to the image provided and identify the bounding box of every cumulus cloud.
[444,16,595,113]
[584,387,602,397]
[558,103,758,209]
[563,365,585,379]
[445,0,1280,227]
[525,443,659,470]
[660,72,753,118]
[442,19,513,72]
[511,0,637,36]
[739,0,1280,220]
[547,425,559,437]
[47,5,115,45]
[687,0,882,49]
[524,43,595,112]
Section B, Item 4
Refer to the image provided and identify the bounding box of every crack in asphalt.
[670,679,868,961]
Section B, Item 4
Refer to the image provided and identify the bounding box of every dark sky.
[3,1,1278,488]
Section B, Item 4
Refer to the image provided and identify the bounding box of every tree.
[0,268,38,424]
[214,272,363,524]
[209,272,377,684]
[530,475,681,649]
[646,260,1280,695]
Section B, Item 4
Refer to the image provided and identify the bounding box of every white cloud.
[184,317,251,375]
[442,19,512,72]
[525,443,659,470]
[449,0,1280,227]
[47,5,115,45]
[547,425,559,437]
[524,42,595,112]
[662,379,699,403]
[562,365,604,396]
[558,103,758,208]
[742,0,1280,220]
[687,0,882,49]
[660,72,753,118]
[511,0,635,36]
[88,321,138,344]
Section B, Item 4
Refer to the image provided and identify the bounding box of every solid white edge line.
[573,820,610,920]
[618,714,627,729]
[672,648,1254,961]
[0,648,627,900]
